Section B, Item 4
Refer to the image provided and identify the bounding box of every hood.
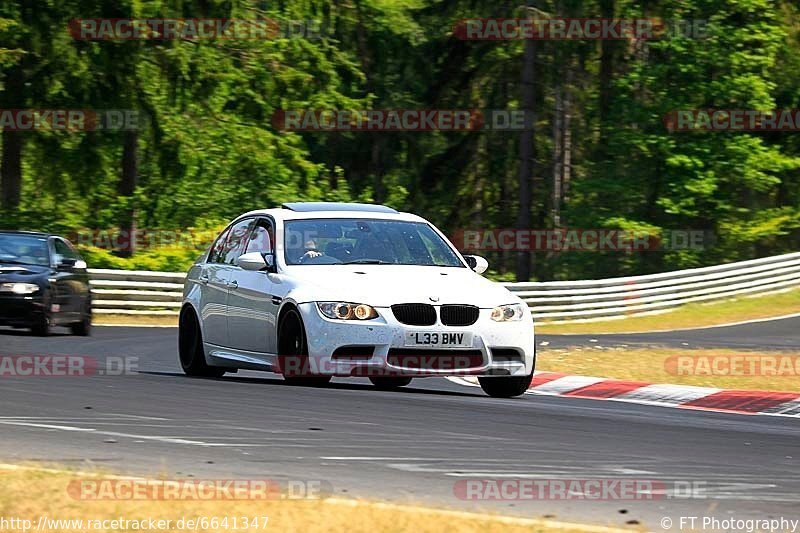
[0,263,49,283]
[284,264,518,308]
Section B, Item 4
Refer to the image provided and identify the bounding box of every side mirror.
[237,251,275,272]
[58,257,78,268]
[463,254,488,274]
[262,252,276,273]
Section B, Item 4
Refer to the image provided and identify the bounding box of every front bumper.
[0,295,46,327]
[294,302,535,377]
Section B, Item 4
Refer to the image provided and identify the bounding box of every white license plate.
[404,331,473,348]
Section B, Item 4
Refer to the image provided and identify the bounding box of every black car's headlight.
[491,303,525,322]
[0,283,39,295]
[317,302,379,320]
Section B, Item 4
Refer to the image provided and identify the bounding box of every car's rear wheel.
[478,370,534,398]
[70,301,92,336]
[179,307,225,378]
[279,308,331,387]
[369,377,413,390]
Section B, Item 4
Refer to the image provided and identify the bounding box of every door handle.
[227,280,239,290]
[198,275,209,285]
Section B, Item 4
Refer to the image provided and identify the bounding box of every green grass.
[0,465,631,533]
[539,347,800,392]
[93,314,178,327]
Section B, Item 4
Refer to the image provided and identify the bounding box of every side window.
[207,227,231,264]
[63,240,84,261]
[222,219,254,265]
[245,218,274,255]
[53,239,78,260]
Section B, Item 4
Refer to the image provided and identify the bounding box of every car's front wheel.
[369,377,413,390]
[279,308,331,387]
[478,370,534,398]
[71,301,92,336]
[30,313,50,337]
[178,307,225,378]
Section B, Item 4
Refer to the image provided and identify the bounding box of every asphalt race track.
[541,315,800,351]
[0,320,798,530]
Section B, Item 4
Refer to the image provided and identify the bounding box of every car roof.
[234,203,426,223]
[282,202,398,214]
[0,230,52,238]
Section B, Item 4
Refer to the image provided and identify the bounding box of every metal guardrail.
[506,252,800,322]
[89,252,800,323]
[89,269,185,316]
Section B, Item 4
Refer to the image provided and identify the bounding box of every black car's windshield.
[283,219,464,267]
[0,234,50,266]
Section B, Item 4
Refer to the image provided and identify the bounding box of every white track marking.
[760,398,800,416]
[613,384,722,406]
[527,375,606,395]
[544,311,800,335]
[448,375,800,418]
[0,420,260,447]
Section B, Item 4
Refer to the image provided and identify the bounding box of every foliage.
[1,0,800,278]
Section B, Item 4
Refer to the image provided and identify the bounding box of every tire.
[178,307,225,378]
[30,314,50,337]
[369,377,413,390]
[478,370,534,398]
[279,308,331,387]
[71,302,92,336]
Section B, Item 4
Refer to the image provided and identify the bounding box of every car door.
[226,217,279,354]
[62,238,91,315]
[50,238,81,321]
[197,221,251,348]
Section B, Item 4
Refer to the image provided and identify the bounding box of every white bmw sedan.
[179,202,535,397]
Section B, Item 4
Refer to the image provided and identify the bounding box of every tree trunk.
[562,68,573,206]
[598,0,616,147]
[515,5,537,282]
[1,64,24,212]
[552,83,563,228]
[118,129,138,257]
[1,130,23,213]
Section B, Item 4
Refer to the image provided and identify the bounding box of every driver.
[301,239,324,262]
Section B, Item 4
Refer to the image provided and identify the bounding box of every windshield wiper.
[339,259,392,265]
[0,259,31,266]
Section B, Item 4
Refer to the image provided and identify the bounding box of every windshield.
[0,234,50,266]
[283,219,464,267]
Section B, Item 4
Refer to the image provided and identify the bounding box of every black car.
[0,231,92,336]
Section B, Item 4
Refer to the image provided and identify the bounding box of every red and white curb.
[447,373,800,418]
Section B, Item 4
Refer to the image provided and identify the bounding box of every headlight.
[491,303,525,322]
[0,283,40,295]
[317,302,379,321]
